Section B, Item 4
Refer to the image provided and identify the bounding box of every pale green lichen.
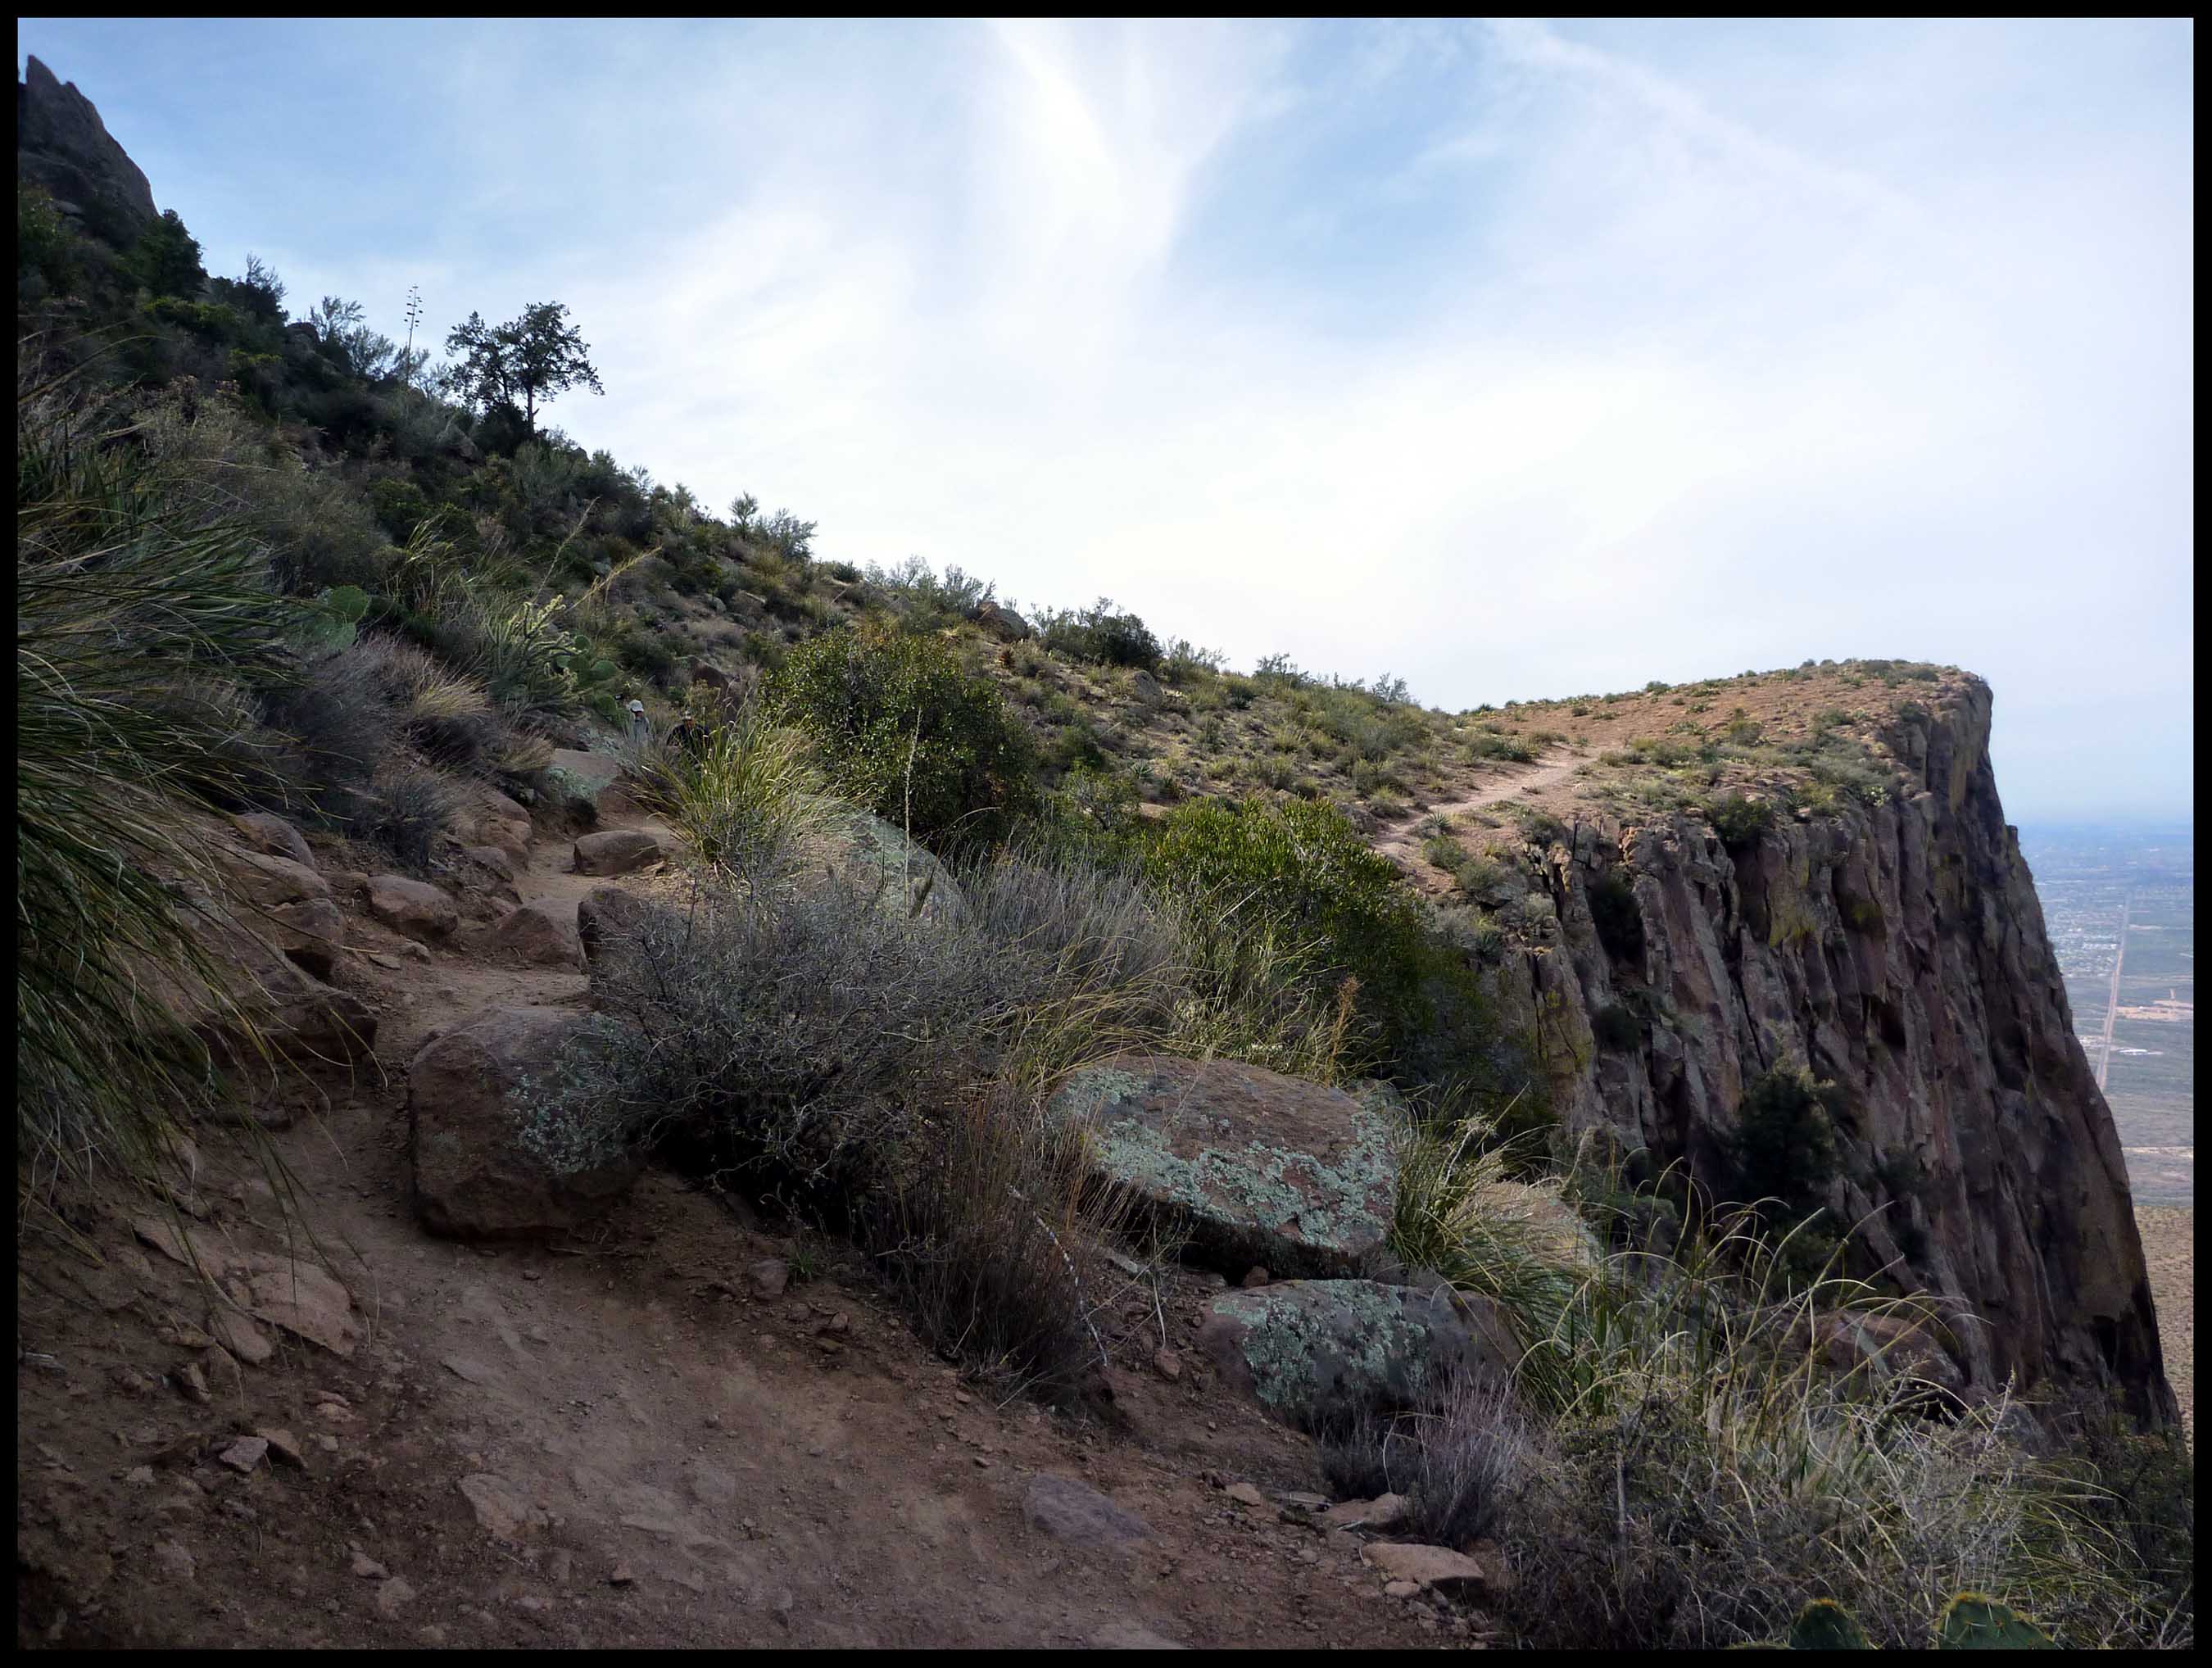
[1048,1065,1397,1271]
[1213,1282,1437,1417]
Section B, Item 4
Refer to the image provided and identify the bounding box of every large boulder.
[175,900,375,1069]
[577,886,664,964]
[365,874,459,942]
[974,601,1034,643]
[1196,1279,1516,1432]
[409,1006,639,1240]
[215,845,342,978]
[465,901,585,971]
[573,827,669,877]
[1045,1058,1400,1278]
[805,811,965,925]
[460,785,533,859]
[1808,1308,1966,1405]
[545,749,621,823]
[220,954,378,1069]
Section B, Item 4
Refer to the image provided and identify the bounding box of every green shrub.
[1591,1003,1640,1052]
[1707,791,1775,845]
[1143,795,1503,1091]
[769,620,1036,851]
[1587,870,1645,963]
[1037,596,1163,670]
[1731,1065,1846,1218]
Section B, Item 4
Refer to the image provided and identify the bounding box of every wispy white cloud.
[17,18,2192,816]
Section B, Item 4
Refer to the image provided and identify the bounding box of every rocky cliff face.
[1494,676,2175,1424]
[18,54,159,242]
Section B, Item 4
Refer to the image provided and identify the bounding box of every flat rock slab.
[458,1473,548,1540]
[1045,1058,1399,1278]
[1360,1541,1493,1599]
[1197,1279,1515,1433]
[1022,1474,1151,1547]
[132,1217,362,1357]
[366,873,459,941]
[573,828,669,877]
[409,1006,640,1240]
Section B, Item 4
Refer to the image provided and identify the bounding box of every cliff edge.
[1458,669,2173,1424]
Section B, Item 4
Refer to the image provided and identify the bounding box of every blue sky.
[19,18,2194,819]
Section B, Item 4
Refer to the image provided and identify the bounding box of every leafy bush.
[1730,1065,1847,1221]
[1591,1003,1640,1052]
[1143,795,1503,1093]
[1707,791,1775,846]
[769,620,1036,851]
[1038,596,1163,671]
[1587,870,1646,963]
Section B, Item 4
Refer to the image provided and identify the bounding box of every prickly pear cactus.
[1788,1598,1873,1649]
[1934,1593,2053,1649]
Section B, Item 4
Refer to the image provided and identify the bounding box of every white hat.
[627,699,646,714]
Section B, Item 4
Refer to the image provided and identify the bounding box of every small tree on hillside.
[125,208,206,300]
[442,301,604,438]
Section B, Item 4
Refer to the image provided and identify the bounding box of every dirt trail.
[1371,751,1584,873]
[17,790,1464,1650]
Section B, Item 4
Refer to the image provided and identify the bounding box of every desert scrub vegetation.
[16,352,303,1198]
[513,829,1353,1393]
[1383,1104,2190,1649]
[768,619,1036,852]
[624,703,828,887]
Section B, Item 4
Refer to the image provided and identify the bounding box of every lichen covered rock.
[1196,1278,1516,1431]
[409,1006,638,1239]
[805,810,966,925]
[1046,1057,1399,1278]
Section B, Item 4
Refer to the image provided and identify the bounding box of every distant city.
[2020,822,2194,1206]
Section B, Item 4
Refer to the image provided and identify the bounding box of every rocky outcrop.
[577,885,667,964]
[17,56,158,242]
[1486,677,2174,1424]
[1048,1058,1401,1278]
[214,845,342,979]
[807,811,966,925]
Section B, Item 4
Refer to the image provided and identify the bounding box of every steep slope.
[1443,672,2173,1423]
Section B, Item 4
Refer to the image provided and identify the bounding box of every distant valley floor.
[2137,1206,2193,1442]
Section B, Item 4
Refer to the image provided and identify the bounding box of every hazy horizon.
[17,19,2194,822]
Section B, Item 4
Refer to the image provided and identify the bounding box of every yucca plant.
[17,354,304,1203]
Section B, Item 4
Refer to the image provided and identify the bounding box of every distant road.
[2096,891,2131,1091]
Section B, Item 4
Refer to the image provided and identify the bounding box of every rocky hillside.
[1407,669,2174,1424]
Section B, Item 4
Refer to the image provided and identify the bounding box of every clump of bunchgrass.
[624,702,831,888]
[16,353,302,1201]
